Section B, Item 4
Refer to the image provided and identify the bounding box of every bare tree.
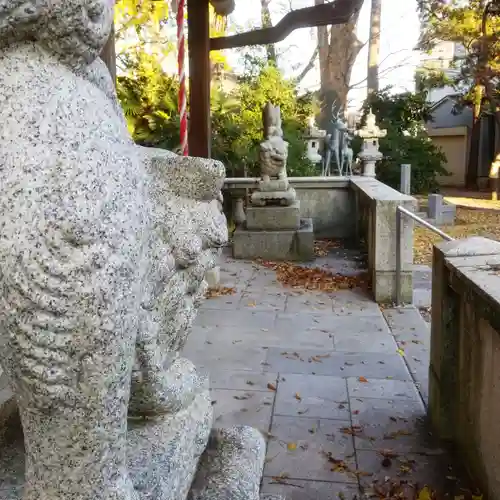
[367,0,381,94]
[315,0,365,126]
[261,0,278,63]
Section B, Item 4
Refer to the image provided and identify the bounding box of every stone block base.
[250,187,296,207]
[232,218,314,261]
[246,202,300,231]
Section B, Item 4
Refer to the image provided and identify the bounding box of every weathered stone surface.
[0,2,265,499]
[251,188,297,207]
[250,103,296,207]
[245,202,301,230]
[189,426,266,500]
[232,218,314,261]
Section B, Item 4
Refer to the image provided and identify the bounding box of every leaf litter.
[253,258,369,293]
[205,286,236,299]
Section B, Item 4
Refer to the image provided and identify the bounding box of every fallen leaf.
[267,383,277,391]
[233,393,253,400]
[205,286,236,299]
[287,442,297,451]
[418,486,432,500]
[254,258,370,292]
[358,376,368,383]
[295,392,302,401]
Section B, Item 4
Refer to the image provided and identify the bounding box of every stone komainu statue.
[0,1,266,499]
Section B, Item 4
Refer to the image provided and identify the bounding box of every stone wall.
[223,177,355,240]
[351,178,416,303]
[224,176,418,304]
[429,237,500,499]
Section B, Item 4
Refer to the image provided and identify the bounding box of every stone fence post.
[351,178,416,303]
[400,164,411,195]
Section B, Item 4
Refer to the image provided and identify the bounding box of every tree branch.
[296,45,319,83]
[210,0,364,51]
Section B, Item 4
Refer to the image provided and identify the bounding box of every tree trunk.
[367,0,381,94]
[100,22,117,86]
[466,83,483,189]
[260,0,277,63]
[316,0,363,128]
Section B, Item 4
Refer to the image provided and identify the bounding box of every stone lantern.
[356,109,387,177]
[305,116,326,165]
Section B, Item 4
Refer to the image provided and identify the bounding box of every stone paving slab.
[347,377,420,400]
[184,340,268,372]
[261,478,360,500]
[284,292,337,314]
[264,349,411,380]
[382,307,431,404]
[349,398,436,453]
[208,371,279,392]
[332,332,397,353]
[211,389,274,432]
[274,374,349,420]
[204,325,335,350]
[189,254,462,499]
[264,416,356,483]
[194,308,277,329]
[356,449,450,493]
[274,312,388,336]
[239,290,288,312]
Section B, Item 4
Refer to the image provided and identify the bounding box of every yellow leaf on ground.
[287,442,297,451]
[418,486,432,500]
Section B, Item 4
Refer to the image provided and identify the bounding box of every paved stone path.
[184,253,468,499]
[0,251,469,500]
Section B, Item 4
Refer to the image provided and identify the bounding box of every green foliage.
[117,52,180,151]
[417,0,500,110]
[356,88,449,194]
[118,52,316,177]
[215,60,316,177]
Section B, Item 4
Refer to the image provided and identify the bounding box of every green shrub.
[357,88,449,194]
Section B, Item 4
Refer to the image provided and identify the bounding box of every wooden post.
[100,22,117,86]
[188,0,211,158]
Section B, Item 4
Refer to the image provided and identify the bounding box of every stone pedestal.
[246,202,300,231]
[250,186,296,207]
[233,218,314,261]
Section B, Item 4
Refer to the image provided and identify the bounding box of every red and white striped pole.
[176,0,188,156]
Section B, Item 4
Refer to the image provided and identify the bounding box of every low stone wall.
[429,237,500,499]
[224,176,418,304]
[351,178,416,303]
[223,177,354,239]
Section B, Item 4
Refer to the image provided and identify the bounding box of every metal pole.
[396,207,402,306]
[397,205,454,241]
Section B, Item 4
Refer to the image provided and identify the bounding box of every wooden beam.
[188,0,211,158]
[210,0,363,51]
